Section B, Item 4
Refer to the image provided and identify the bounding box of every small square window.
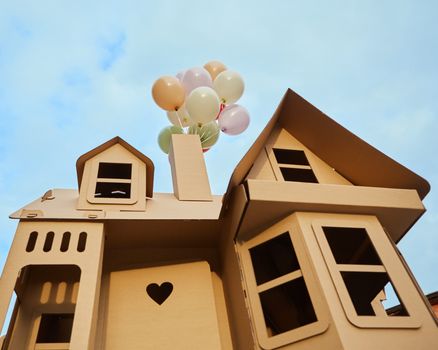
[279,168,318,183]
[273,149,310,166]
[249,232,300,285]
[97,162,132,179]
[36,313,74,343]
[322,227,382,265]
[95,182,131,198]
[260,277,317,335]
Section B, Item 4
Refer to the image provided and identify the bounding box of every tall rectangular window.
[87,161,139,205]
[249,233,317,335]
[94,163,132,199]
[239,219,328,349]
[313,220,420,328]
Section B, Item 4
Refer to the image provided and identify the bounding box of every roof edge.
[220,90,289,215]
[279,89,430,199]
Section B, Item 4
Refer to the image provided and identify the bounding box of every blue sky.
[0,0,437,311]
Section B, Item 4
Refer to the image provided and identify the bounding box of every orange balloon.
[204,60,227,81]
[152,76,185,111]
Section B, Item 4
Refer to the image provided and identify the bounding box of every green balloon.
[188,121,220,149]
[158,125,184,154]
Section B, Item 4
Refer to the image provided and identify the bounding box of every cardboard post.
[168,134,213,201]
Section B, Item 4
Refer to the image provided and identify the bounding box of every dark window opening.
[322,227,382,265]
[60,232,71,252]
[77,232,87,252]
[341,272,409,317]
[273,149,310,166]
[36,313,74,343]
[94,182,131,198]
[26,231,38,252]
[260,278,317,336]
[97,162,132,179]
[43,232,54,252]
[249,232,300,285]
[280,168,318,183]
[384,282,410,316]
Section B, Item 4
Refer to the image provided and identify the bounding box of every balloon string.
[175,108,184,132]
[200,127,208,139]
[216,103,225,120]
[201,128,220,144]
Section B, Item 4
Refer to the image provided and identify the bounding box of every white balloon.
[213,70,244,104]
[186,87,220,124]
[166,103,194,127]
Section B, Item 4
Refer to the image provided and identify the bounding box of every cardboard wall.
[103,261,222,349]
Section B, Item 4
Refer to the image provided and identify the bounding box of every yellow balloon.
[186,87,220,125]
[213,70,244,104]
[152,76,185,111]
[166,103,194,127]
[204,60,227,80]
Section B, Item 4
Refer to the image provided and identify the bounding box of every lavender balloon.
[218,104,250,135]
[181,67,213,95]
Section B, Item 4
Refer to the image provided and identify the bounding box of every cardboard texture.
[168,134,213,201]
[104,261,222,350]
[1,89,437,349]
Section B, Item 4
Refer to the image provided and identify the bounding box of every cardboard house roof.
[223,89,430,205]
[76,136,155,198]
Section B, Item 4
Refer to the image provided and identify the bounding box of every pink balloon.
[181,67,213,95]
[218,104,250,135]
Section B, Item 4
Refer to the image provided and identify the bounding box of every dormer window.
[76,137,154,211]
[94,163,132,199]
[87,161,139,205]
[273,149,318,183]
[268,148,318,183]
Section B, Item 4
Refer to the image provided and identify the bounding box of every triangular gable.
[76,136,155,198]
[223,89,430,207]
[247,126,352,185]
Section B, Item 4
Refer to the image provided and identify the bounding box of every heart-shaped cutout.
[146,282,173,305]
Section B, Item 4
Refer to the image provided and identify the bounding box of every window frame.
[87,160,139,205]
[312,218,421,329]
[238,217,329,349]
[265,146,318,183]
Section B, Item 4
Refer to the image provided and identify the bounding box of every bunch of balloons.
[152,60,250,153]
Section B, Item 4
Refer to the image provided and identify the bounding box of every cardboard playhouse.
[0,89,437,350]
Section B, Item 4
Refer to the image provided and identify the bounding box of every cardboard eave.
[238,180,425,243]
[9,189,222,221]
[221,89,430,216]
